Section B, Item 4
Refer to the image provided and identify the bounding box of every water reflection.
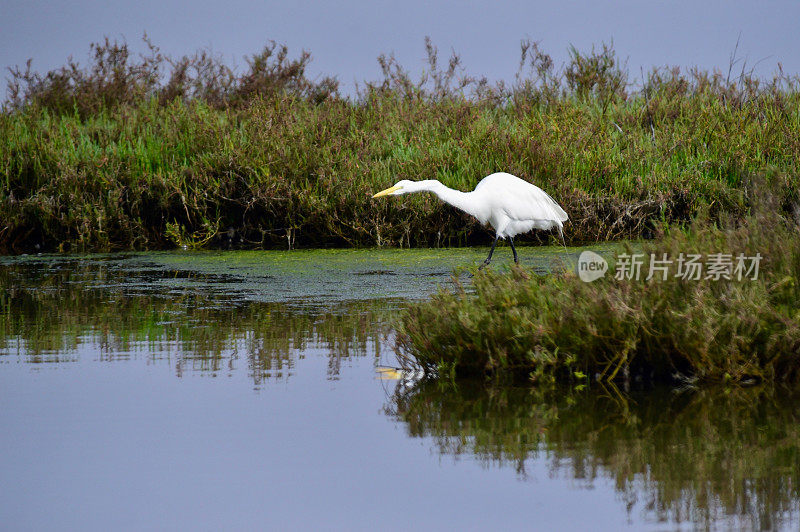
[0,254,392,382]
[385,381,800,530]
[3,251,800,530]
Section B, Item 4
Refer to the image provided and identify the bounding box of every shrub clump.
[397,183,800,385]
[4,36,339,116]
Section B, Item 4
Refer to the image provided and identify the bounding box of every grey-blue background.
[3,0,799,94]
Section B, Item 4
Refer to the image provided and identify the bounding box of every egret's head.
[372,180,415,198]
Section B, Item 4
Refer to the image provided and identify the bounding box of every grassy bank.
[397,184,800,385]
[2,39,800,253]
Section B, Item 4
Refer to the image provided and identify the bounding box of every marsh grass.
[2,37,800,252]
[397,180,800,385]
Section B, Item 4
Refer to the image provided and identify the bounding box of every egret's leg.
[479,236,500,270]
[509,237,519,264]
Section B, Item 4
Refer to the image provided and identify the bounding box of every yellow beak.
[372,185,401,198]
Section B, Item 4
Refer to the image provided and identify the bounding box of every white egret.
[372,172,568,268]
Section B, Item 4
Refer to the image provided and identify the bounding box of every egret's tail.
[542,191,569,222]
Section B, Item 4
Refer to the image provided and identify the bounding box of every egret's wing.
[499,182,568,223]
[476,173,567,223]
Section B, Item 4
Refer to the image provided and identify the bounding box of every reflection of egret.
[376,366,404,380]
[373,172,568,268]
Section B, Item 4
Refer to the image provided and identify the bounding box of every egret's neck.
[419,180,484,222]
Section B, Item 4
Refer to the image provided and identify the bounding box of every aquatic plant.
[2,37,800,253]
[397,179,800,385]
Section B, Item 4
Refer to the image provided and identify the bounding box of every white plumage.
[372,172,568,268]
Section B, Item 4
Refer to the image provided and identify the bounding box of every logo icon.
[577,251,608,282]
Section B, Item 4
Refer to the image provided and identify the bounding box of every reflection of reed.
[386,381,800,529]
[0,261,391,382]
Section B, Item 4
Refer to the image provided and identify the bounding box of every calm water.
[1,249,798,531]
